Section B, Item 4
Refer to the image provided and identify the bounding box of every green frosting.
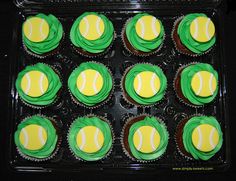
[70,12,114,53]
[124,64,167,105]
[125,13,165,52]
[68,116,113,161]
[128,116,169,160]
[22,13,63,55]
[68,62,113,106]
[177,13,216,54]
[183,116,223,160]
[15,63,62,106]
[180,63,218,105]
[14,115,58,159]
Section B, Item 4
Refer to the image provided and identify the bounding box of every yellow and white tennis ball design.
[191,71,217,97]
[19,124,47,151]
[76,126,104,153]
[133,126,160,153]
[77,69,104,96]
[135,15,161,41]
[79,14,105,40]
[190,16,215,43]
[23,17,49,43]
[192,124,219,152]
[133,71,160,98]
[21,70,49,97]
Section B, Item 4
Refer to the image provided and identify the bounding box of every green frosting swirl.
[180,63,218,105]
[183,116,223,160]
[125,13,165,52]
[68,116,113,161]
[177,13,216,54]
[128,116,169,160]
[14,115,58,159]
[124,64,167,105]
[15,63,62,106]
[22,13,63,55]
[68,62,113,106]
[70,12,114,53]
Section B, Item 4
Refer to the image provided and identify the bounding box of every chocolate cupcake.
[121,115,169,162]
[22,13,64,58]
[68,62,113,108]
[175,115,223,160]
[14,115,60,161]
[70,12,115,57]
[121,63,167,107]
[172,13,216,56]
[15,63,62,108]
[122,13,165,56]
[174,63,218,107]
[67,115,114,161]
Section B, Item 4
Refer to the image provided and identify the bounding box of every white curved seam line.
[137,130,142,151]
[151,73,157,95]
[28,21,32,38]
[94,128,100,149]
[139,19,145,39]
[205,18,211,40]
[25,73,31,94]
[93,72,99,94]
[22,128,28,148]
[39,127,46,146]
[79,129,86,150]
[209,73,214,95]
[96,17,102,36]
[197,127,202,149]
[209,128,217,149]
[136,74,142,94]
[39,73,45,94]
[196,72,203,95]
[79,72,86,92]
[193,19,198,39]
[152,17,159,37]
[40,20,45,40]
[150,128,156,151]
[83,17,89,38]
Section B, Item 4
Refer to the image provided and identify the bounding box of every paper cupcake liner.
[120,114,169,163]
[16,114,62,162]
[22,33,65,59]
[67,114,114,161]
[174,113,204,161]
[18,63,63,109]
[70,31,116,59]
[68,61,115,109]
[121,18,165,57]
[171,16,214,57]
[120,62,167,108]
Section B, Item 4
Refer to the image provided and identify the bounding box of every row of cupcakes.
[22,12,216,58]
[14,114,223,162]
[15,62,219,109]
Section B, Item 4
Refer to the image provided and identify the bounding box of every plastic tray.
[8,0,230,173]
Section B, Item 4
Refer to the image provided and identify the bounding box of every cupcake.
[15,63,62,108]
[172,13,216,56]
[14,115,60,161]
[175,115,223,160]
[68,62,113,108]
[70,12,115,57]
[22,13,64,58]
[121,115,169,162]
[68,115,113,161]
[174,63,218,107]
[122,13,165,56]
[121,63,167,107]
